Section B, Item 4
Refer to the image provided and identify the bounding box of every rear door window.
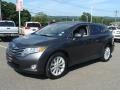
[90,25,100,35]
[90,25,107,35]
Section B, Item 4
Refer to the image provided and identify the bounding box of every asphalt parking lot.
[0,41,120,90]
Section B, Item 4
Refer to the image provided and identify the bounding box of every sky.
[3,0,120,17]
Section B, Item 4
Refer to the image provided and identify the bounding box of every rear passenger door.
[89,24,105,57]
[68,24,97,65]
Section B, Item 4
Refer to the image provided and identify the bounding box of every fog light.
[31,65,37,70]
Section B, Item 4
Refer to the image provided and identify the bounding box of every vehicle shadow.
[17,72,48,80]
[69,54,113,72]
[114,39,120,43]
[7,62,48,80]
[16,59,102,80]
[68,59,101,72]
[115,41,120,43]
[0,37,18,42]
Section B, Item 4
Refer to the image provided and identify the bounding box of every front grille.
[9,48,24,56]
[116,31,120,34]
[8,43,25,56]
[115,35,120,37]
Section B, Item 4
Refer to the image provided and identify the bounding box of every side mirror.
[74,33,83,38]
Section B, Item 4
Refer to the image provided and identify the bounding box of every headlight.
[22,47,46,56]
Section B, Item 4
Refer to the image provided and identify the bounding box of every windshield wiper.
[39,34,54,37]
[33,32,55,37]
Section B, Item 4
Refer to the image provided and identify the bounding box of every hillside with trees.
[1,1,117,26]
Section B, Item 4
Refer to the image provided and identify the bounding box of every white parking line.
[0,45,7,49]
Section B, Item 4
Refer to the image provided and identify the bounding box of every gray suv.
[6,22,114,79]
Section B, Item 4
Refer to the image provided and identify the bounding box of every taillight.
[25,27,30,29]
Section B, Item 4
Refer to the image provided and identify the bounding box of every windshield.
[34,23,74,37]
[0,22,15,27]
[27,23,40,27]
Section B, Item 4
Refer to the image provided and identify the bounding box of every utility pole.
[115,10,119,23]
[90,6,93,23]
[0,0,2,20]
[16,0,23,35]
[90,0,94,23]
[18,10,21,34]
[102,18,104,24]
[66,16,68,22]
[84,15,88,22]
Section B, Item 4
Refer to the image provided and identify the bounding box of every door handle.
[95,39,100,42]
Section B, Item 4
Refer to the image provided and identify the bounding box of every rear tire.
[1,37,7,42]
[46,52,68,79]
[101,46,111,62]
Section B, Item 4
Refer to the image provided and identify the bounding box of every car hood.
[13,35,57,47]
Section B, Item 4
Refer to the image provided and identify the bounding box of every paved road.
[0,41,120,90]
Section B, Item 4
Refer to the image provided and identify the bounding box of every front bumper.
[6,51,45,74]
[113,35,120,40]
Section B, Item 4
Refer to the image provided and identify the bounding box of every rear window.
[108,27,116,30]
[0,22,15,27]
[27,23,40,27]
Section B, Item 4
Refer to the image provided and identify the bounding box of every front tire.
[46,53,67,79]
[101,46,111,62]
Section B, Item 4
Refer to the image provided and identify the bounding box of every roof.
[25,22,40,23]
[54,21,105,26]
[56,21,90,25]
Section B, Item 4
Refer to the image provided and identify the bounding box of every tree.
[80,12,114,25]
[32,12,49,25]
[80,12,91,22]
[1,1,31,26]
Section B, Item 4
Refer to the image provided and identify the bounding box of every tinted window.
[27,23,40,27]
[90,25,107,35]
[102,26,109,33]
[73,25,88,36]
[0,22,15,27]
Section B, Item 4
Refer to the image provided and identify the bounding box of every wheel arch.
[49,50,70,62]
[105,41,113,51]
[45,50,70,79]
[45,50,70,68]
